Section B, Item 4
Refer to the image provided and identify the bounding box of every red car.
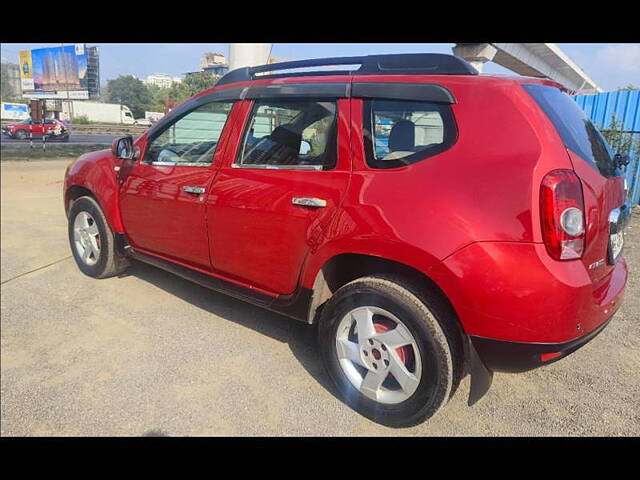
[3,118,70,141]
[63,54,630,427]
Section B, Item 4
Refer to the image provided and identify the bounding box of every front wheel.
[318,275,458,427]
[68,196,129,278]
[14,130,27,140]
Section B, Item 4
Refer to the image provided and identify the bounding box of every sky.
[2,43,639,92]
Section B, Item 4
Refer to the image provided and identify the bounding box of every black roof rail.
[216,53,478,86]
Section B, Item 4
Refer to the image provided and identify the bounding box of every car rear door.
[119,100,237,270]
[206,95,351,295]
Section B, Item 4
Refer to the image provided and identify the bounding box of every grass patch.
[73,115,92,124]
[1,144,108,161]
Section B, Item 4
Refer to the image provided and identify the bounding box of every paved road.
[1,159,639,436]
[1,134,115,146]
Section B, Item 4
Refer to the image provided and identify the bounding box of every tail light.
[540,169,585,260]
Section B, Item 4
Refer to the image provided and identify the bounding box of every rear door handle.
[183,186,206,195]
[292,197,327,208]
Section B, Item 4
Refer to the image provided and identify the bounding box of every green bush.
[73,115,91,125]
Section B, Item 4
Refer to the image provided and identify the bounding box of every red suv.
[63,54,630,427]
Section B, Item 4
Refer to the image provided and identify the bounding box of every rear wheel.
[68,196,129,278]
[14,130,27,140]
[318,275,458,427]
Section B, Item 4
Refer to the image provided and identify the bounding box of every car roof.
[196,53,565,98]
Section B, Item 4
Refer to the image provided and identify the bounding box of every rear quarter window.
[363,99,457,169]
[523,84,619,178]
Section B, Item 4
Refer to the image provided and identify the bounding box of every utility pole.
[61,43,72,122]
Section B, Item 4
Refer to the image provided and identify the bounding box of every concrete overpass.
[452,43,601,94]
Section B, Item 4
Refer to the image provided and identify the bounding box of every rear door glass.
[523,84,619,178]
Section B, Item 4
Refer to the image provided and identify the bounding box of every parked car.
[63,54,630,427]
[3,118,70,141]
[133,118,152,127]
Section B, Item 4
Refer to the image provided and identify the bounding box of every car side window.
[363,99,457,169]
[235,99,337,170]
[145,101,234,166]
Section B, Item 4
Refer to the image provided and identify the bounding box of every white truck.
[1,102,30,121]
[61,101,136,125]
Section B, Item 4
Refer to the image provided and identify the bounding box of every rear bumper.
[470,315,613,373]
[429,241,628,343]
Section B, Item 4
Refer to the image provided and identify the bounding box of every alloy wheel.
[335,306,422,404]
[73,211,101,266]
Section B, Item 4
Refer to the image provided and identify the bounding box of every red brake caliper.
[373,319,413,380]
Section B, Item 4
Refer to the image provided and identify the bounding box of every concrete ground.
[1,159,639,436]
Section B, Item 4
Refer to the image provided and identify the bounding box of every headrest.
[388,119,415,152]
[270,126,301,151]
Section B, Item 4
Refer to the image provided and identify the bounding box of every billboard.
[1,102,29,121]
[19,44,89,99]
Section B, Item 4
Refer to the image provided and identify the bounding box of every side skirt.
[116,235,312,323]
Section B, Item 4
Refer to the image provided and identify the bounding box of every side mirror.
[111,136,135,160]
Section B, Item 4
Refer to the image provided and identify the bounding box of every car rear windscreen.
[523,84,618,178]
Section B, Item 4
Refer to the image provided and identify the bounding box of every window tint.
[523,84,618,178]
[236,100,337,170]
[145,101,234,166]
[364,99,456,169]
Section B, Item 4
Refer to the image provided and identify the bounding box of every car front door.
[30,120,44,136]
[206,97,351,295]
[119,100,237,270]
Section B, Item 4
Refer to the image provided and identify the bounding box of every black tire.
[318,274,459,427]
[14,130,27,140]
[68,196,130,278]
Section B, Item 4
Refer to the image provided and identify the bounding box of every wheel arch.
[306,252,463,336]
[65,185,96,215]
[64,150,125,233]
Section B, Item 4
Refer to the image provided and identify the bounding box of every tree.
[618,84,639,91]
[145,71,221,113]
[104,75,153,118]
[602,113,639,165]
[181,71,220,96]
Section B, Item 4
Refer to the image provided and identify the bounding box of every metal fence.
[574,90,640,205]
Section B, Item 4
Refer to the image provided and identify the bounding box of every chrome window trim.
[232,163,323,171]
[147,161,213,168]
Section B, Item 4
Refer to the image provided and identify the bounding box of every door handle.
[292,197,327,208]
[183,186,206,195]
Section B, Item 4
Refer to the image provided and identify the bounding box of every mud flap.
[467,337,493,406]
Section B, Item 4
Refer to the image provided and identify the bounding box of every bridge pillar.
[452,43,498,73]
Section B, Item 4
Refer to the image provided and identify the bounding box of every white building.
[145,73,174,89]
[200,52,226,71]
